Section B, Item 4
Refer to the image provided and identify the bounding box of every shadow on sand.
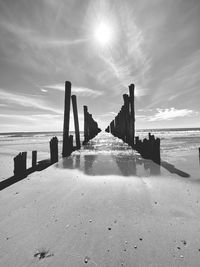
[0,159,51,191]
[161,161,190,178]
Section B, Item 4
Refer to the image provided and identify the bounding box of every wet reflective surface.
[56,133,161,177]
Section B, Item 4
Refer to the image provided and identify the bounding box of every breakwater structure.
[1,81,101,190]
[105,84,161,165]
[12,81,101,179]
[1,80,162,190]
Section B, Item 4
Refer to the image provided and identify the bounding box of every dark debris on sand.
[34,249,54,260]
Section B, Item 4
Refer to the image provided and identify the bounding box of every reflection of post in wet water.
[199,148,200,165]
[74,155,80,169]
[61,156,74,169]
[114,155,136,176]
[143,160,161,175]
[84,154,97,175]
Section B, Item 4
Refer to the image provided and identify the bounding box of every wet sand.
[0,134,200,266]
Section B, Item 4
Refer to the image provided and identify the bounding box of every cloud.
[0,89,62,114]
[40,88,48,93]
[0,103,8,107]
[0,18,88,49]
[148,49,200,108]
[41,84,103,98]
[149,108,197,121]
[86,0,150,96]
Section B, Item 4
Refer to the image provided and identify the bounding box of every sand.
[1,150,200,267]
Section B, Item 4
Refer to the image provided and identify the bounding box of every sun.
[94,21,113,47]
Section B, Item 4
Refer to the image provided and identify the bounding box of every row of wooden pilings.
[83,105,101,145]
[13,137,59,178]
[135,134,161,165]
[13,81,100,178]
[105,83,161,165]
[105,84,135,146]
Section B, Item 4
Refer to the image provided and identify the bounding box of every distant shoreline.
[1,127,200,135]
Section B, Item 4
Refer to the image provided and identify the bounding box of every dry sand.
[0,153,200,267]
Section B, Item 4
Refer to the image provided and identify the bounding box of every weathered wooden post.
[83,105,89,144]
[155,138,161,164]
[71,95,81,149]
[50,136,58,164]
[129,84,135,146]
[123,94,130,144]
[62,81,71,157]
[32,151,37,169]
[68,135,74,155]
[14,152,27,177]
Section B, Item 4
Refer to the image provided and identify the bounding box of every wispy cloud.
[149,49,200,108]
[41,84,103,98]
[149,108,197,121]
[86,0,151,96]
[0,89,62,114]
[0,20,88,49]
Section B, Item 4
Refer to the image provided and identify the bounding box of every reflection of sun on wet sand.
[1,133,200,266]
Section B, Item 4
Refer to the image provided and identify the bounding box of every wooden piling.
[71,95,81,149]
[50,136,58,164]
[129,84,135,146]
[62,81,71,157]
[83,105,89,143]
[123,94,130,144]
[32,151,37,169]
[110,120,114,134]
[83,106,101,144]
[68,135,73,155]
[14,152,27,177]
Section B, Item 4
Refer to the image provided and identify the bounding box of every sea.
[0,128,200,181]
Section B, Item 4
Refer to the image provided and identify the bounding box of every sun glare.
[94,21,113,47]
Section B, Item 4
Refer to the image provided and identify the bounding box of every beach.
[1,129,200,181]
[0,132,200,266]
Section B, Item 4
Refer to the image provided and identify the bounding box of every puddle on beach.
[56,134,161,177]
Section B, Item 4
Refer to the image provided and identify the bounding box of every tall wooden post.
[71,95,81,149]
[129,84,135,146]
[62,81,71,157]
[50,137,58,164]
[32,151,37,169]
[83,105,89,143]
[123,94,129,144]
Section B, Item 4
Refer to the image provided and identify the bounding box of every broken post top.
[129,84,135,98]
[65,81,71,88]
[123,94,129,104]
[83,105,88,112]
[123,93,129,98]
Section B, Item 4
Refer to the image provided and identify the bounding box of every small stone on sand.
[181,240,187,246]
[84,256,90,263]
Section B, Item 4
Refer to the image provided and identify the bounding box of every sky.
[0,0,200,132]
